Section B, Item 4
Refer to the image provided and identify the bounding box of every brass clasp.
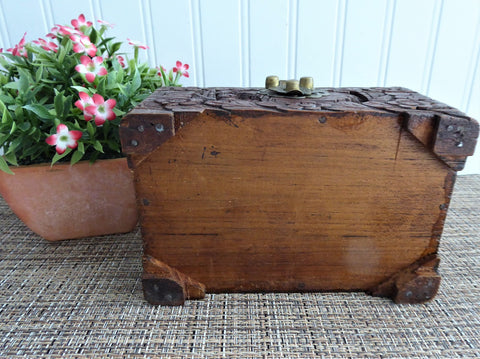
[264,75,319,97]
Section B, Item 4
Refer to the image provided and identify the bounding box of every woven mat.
[0,176,479,359]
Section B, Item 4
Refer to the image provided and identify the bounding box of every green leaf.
[97,37,115,49]
[0,133,8,145]
[110,42,122,54]
[17,68,31,93]
[87,121,95,137]
[35,66,44,83]
[54,93,65,118]
[89,28,98,44]
[77,141,85,154]
[132,69,142,93]
[0,94,15,105]
[0,55,11,69]
[17,122,31,132]
[51,148,72,166]
[4,151,18,166]
[117,84,128,97]
[70,150,84,165]
[1,100,12,123]
[0,156,14,175]
[3,82,20,90]
[113,108,126,116]
[93,140,104,153]
[14,106,25,122]
[107,139,120,152]
[6,137,22,154]
[57,38,72,64]
[71,86,91,94]
[23,104,55,120]
[89,151,99,164]
[9,121,17,134]
[63,95,73,117]
[31,128,42,142]
[96,76,106,94]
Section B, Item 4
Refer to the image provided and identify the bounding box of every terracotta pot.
[0,158,138,241]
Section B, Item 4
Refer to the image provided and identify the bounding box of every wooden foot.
[142,255,206,306]
[369,255,441,304]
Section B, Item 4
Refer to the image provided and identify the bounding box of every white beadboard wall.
[0,0,479,173]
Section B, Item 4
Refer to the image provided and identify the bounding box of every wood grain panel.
[131,108,450,292]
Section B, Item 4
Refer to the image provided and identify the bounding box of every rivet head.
[155,124,164,132]
[285,80,300,92]
[300,76,314,90]
[456,141,464,148]
[446,125,454,131]
[265,75,279,89]
[137,125,144,132]
[131,139,138,147]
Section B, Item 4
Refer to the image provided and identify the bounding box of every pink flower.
[127,38,148,50]
[85,94,117,126]
[46,31,57,40]
[173,61,189,78]
[97,19,114,28]
[157,66,172,80]
[116,55,125,68]
[74,92,93,111]
[7,33,28,57]
[71,35,97,57]
[74,92,94,121]
[32,38,58,52]
[75,56,107,83]
[45,124,82,154]
[48,25,81,38]
[71,14,93,30]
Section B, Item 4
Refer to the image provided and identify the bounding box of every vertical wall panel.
[149,0,195,86]
[240,0,250,86]
[463,54,480,175]
[0,2,8,50]
[332,0,347,87]
[1,0,46,45]
[340,0,388,86]
[286,0,298,79]
[249,0,289,86]
[97,0,149,64]
[384,0,437,92]
[296,0,338,86]
[39,0,55,32]
[49,0,95,26]
[376,0,395,87]
[199,0,242,87]
[427,0,480,109]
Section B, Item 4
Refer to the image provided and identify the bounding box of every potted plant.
[0,14,189,241]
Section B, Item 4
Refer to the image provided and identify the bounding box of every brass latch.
[264,75,325,97]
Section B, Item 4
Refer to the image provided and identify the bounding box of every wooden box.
[120,86,478,305]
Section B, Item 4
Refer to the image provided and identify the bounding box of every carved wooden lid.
[120,87,479,171]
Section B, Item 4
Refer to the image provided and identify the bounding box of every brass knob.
[265,75,279,89]
[263,75,317,97]
[300,76,314,90]
[285,80,300,92]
